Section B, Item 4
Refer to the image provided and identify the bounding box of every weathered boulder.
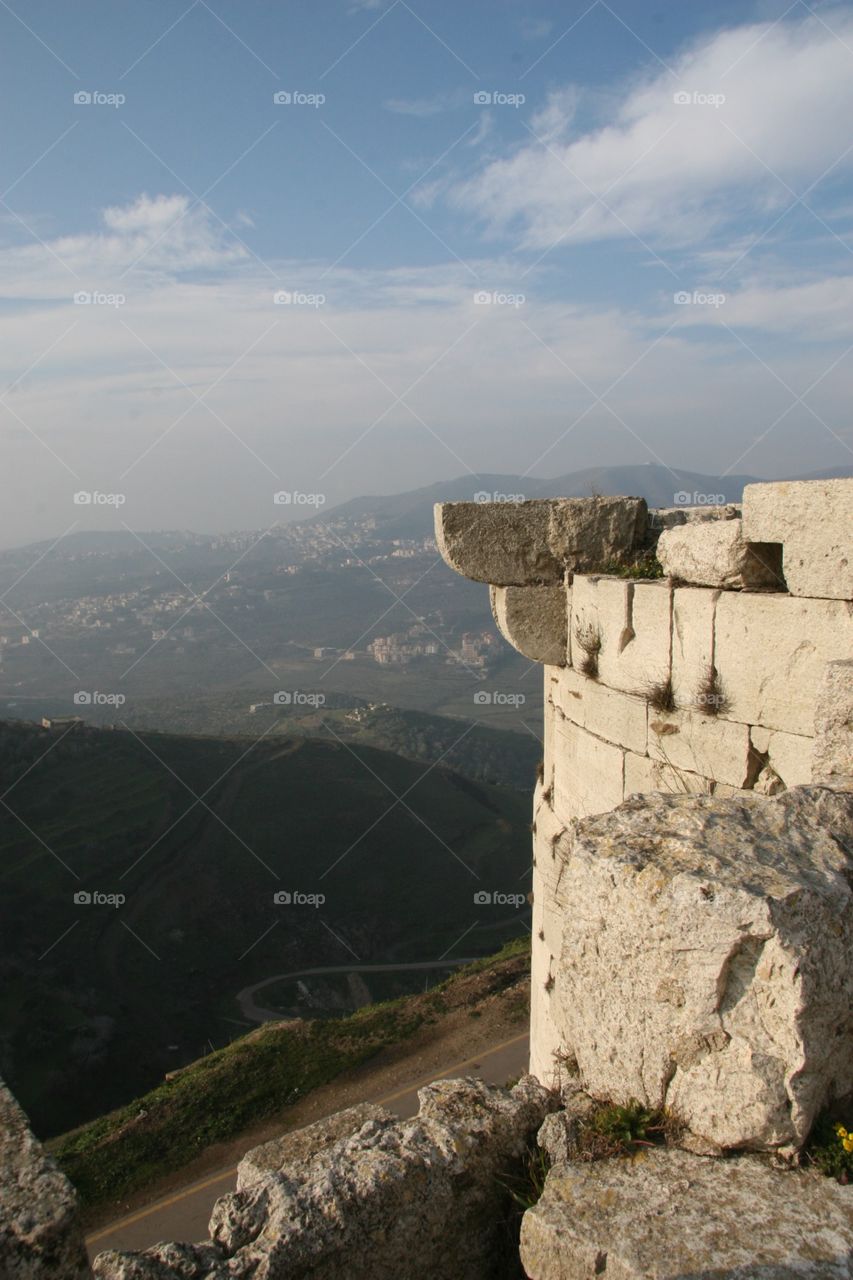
[237,1103,394,1189]
[742,477,853,600]
[0,1078,91,1279]
[551,787,853,1152]
[520,1147,853,1280]
[814,660,853,788]
[94,1076,557,1280]
[490,583,568,664]
[657,518,784,589]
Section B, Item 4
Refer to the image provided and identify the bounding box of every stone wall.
[435,479,853,1089]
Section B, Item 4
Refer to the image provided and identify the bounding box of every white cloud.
[448,10,853,250]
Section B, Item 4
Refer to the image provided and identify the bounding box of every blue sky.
[2,0,853,543]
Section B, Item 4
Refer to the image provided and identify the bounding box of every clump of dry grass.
[696,666,730,717]
[574,622,602,679]
[646,676,676,713]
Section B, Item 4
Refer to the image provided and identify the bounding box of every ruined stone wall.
[435,478,853,1085]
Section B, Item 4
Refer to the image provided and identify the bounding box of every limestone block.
[0,1078,91,1279]
[434,500,561,585]
[657,518,784,589]
[238,1103,395,1189]
[552,667,647,754]
[671,586,718,708]
[552,788,853,1151]
[624,749,714,798]
[490,583,568,665]
[553,720,625,822]
[813,659,853,787]
[742,477,853,599]
[571,576,672,695]
[714,593,853,735]
[548,496,646,572]
[520,1148,853,1280]
[751,725,814,789]
[648,708,753,789]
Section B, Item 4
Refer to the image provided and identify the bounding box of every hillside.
[51,937,530,1215]
[0,720,532,1137]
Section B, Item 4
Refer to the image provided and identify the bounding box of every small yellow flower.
[843,1138,853,1154]
[835,1124,848,1138]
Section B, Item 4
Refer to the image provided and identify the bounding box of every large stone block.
[742,477,853,600]
[520,1148,853,1280]
[623,749,714,798]
[648,707,754,789]
[552,667,647,754]
[714,592,853,735]
[657,518,784,589]
[0,1078,90,1279]
[553,720,625,822]
[552,787,853,1151]
[548,496,647,572]
[490,583,568,665]
[571,576,672,695]
[670,586,718,708]
[813,659,853,788]
[751,725,814,789]
[434,500,561,585]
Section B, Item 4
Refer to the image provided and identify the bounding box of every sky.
[3,0,853,545]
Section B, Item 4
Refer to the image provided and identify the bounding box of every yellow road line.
[85,1030,529,1246]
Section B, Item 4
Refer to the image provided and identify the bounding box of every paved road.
[237,959,480,1022]
[86,1029,530,1260]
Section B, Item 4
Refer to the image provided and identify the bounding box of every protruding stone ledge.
[490,584,568,665]
[742,477,853,600]
[434,495,647,586]
[657,518,784,590]
[520,1147,853,1280]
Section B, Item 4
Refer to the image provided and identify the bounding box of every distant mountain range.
[317,462,853,540]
